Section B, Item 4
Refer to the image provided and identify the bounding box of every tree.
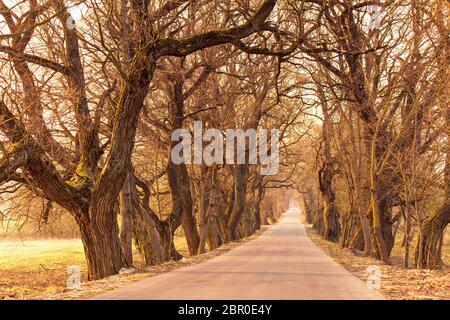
[0,0,278,279]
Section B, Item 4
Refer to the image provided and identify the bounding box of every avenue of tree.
[0,0,448,280]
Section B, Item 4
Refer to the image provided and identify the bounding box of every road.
[93,208,384,300]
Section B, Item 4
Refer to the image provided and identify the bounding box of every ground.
[306,226,450,300]
[92,210,383,300]
[1,223,448,300]
[0,228,268,300]
[0,237,187,299]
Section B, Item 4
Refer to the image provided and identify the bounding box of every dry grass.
[306,225,450,300]
[391,227,450,267]
[0,227,269,300]
[0,237,188,299]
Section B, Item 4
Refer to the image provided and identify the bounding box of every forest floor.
[306,226,450,300]
[0,227,269,300]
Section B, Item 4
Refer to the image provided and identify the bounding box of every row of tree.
[0,0,447,280]
[299,0,449,269]
[0,0,300,280]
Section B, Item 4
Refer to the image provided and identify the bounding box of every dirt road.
[93,208,384,300]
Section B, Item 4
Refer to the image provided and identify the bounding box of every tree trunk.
[317,84,341,243]
[313,205,324,235]
[78,212,128,280]
[167,78,200,255]
[367,127,394,262]
[227,164,247,240]
[119,173,133,266]
[197,181,208,254]
[240,206,254,238]
[129,184,166,265]
[319,164,341,243]
[415,18,450,268]
[415,200,450,269]
[302,188,316,224]
[404,203,412,268]
[80,45,157,279]
[198,222,208,254]
[167,160,200,255]
[253,175,264,231]
[254,198,262,232]
[349,227,365,252]
[206,214,224,250]
[183,206,201,255]
[369,190,391,264]
[160,222,184,261]
[197,166,215,254]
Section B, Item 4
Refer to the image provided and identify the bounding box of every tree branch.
[0,45,70,75]
[155,0,277,57]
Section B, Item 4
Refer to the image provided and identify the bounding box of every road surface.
[93,208,384,300]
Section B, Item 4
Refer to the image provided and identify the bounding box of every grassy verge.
[305,225,450,300]
[0,237,187,299]
[0,227,269,300]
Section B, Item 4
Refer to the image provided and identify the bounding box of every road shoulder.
[305,225,450,300]
[34,226,271,300]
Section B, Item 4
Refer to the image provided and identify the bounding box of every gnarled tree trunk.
[227,164,247,240]
[415,200,450,269]
[119,173,133,266]
[78,210,129,280]
[167,77,200,255]
[319,163,341,243]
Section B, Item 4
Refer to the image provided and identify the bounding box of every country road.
[93,208,384,300]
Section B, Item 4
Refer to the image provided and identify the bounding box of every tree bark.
[227,164,247,240]
[253,177,264,231]
[319,163,341,243]
[78,211,129,280]
[167,77,200,255]
[119,173,133,266]
[196,166,216,254]
[415,200,450,269]
[167,160,200,255]
[206,214,225,250]
[127,174,166,265]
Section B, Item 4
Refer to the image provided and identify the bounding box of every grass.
[306,226,450,300]
[390,228,450,267]
[0,237,188,299]
[0,227,269,300]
